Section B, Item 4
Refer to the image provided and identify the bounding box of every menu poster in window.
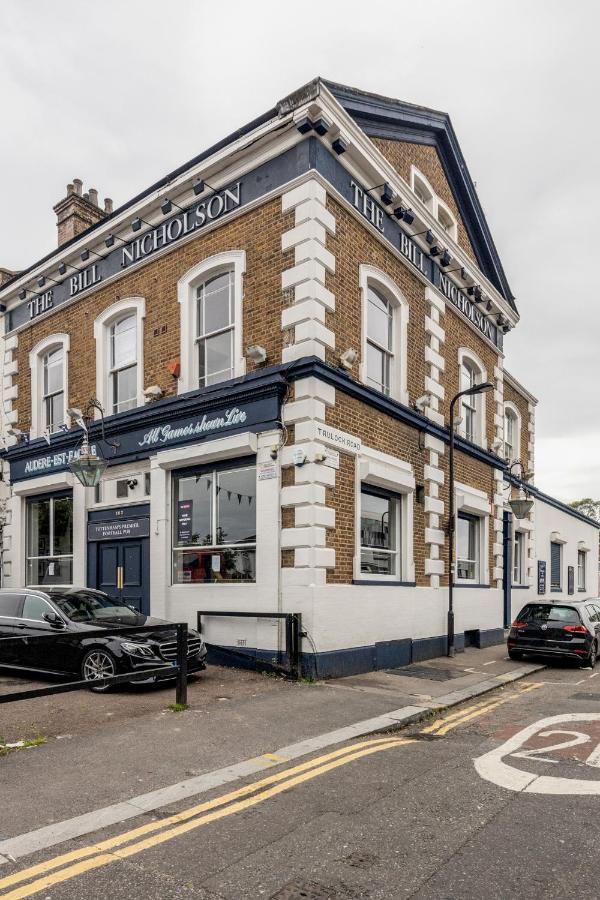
[177,500,193,543]
[568,565,575,595]
[537,560,546,595]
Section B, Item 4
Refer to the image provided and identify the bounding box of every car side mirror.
[43,611,65,628]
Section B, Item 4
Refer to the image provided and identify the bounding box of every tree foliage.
[570,498,600,523]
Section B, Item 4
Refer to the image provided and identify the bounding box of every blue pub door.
[87,504,151,616]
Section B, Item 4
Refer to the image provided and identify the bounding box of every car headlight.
[121,641,156,658]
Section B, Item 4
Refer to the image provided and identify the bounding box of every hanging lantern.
[509,497,534,519]
[69,440,108,488]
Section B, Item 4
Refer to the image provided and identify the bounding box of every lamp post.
[447,380,494,657]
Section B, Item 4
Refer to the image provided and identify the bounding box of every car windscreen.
[51,591,138,623]
[518,604,580,624]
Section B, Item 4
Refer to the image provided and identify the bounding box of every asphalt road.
[2,662,600,900]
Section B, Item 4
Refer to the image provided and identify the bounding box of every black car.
[507,598,600,668]
[0,587,207,690]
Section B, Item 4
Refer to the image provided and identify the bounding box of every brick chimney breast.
[53,178,109,247]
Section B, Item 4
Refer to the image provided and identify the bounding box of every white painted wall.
[511,496,599,620]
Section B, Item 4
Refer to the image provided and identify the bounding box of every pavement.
[8,645,600,898]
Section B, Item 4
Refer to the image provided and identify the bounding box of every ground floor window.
[513,531,524,585]
[551,541,562,591]
[25,492,73,586]
[360,486,400,578]
[456,513,480,581]
[172,460,256,583]
[578,549,587,591]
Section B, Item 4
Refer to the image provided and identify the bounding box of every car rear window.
[0,594,22,617]
[518,604,580,624]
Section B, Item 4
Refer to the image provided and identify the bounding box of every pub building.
[0,79,597,676]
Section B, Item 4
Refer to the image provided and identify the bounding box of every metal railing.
[0,622,190,706]
[197,611,302,679]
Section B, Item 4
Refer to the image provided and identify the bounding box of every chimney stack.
[53,178,111,247]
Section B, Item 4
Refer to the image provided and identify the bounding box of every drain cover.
[386,665,463,681]
[269,880,340,900]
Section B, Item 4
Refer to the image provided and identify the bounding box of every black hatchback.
[507,598,600,668]
[0,587,207,690]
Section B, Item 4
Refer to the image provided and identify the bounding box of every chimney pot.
[88,188,99,206]
[104,197,113,214]
[73,178,83,196]
[83,191,90,201]
[67,182,75,195]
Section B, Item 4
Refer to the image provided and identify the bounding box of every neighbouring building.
[0,79,597,676]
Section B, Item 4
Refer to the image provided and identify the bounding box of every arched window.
[366,286,393,395]
[504,403,521,462]
[437,201,458,241]
[29,333,70,438]
[178,251,246,394]
[94,297,145,416]
[458,349,487,447]
[412,171,434,212]
[359,266,409,405]
[110,314,138,413]
[196,270,235,387]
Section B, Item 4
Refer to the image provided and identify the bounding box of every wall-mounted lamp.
[246,344,267,364]
[429,244,441,257]
[440,250,452,267]
[380,183,394,205]
[340,348,357,370]
[414,393,432,413]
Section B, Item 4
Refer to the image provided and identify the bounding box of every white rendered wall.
[510,496,599,619]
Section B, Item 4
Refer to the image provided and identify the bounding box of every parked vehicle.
[0,587,206,690]
[507,598,600,668]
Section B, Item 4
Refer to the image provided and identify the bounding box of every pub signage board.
[7,138,503,350]
[8,392,279,482]
[537,560,546,595]
[88,518,150,541]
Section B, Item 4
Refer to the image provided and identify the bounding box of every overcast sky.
[1,0,598,502]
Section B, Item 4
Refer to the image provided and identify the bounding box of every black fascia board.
[505,473,600,530]
[323,80,517,314]
[1,106,280,293]
[2,357,505,472]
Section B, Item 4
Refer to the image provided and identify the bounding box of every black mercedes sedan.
[0,587,207,690]
[507,598,600,668]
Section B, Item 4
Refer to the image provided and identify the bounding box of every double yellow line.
[0,682,540,899]
[0,737,411,899]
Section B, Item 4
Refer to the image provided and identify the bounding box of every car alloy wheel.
[588,642,598,669]
[82,649,117,692]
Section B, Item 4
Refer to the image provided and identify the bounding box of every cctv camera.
[127,478,138,490]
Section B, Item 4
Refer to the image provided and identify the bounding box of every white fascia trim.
[312,83,519,325]
[177,250,246,394]
[504,369,538,405]
[28,332,70,440]
[156,431,258,470]
[0,112,295,306]
[358,264,409,406]
[12,471,74,496]
[93,297,146,415]
[455,480,491,516]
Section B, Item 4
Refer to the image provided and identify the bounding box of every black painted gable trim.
[323,79,517,313]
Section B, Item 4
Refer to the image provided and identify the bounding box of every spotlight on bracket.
[340,348,357,370]
[440,250,452,267]
[246,344,267,364]
[193,180,205,196]
[380,183,394,206]
[414,393,432,413]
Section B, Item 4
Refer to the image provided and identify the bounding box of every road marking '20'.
[474,713,600,794]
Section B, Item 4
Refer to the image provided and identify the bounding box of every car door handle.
[15,623,27,629]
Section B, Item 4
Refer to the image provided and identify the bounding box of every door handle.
[117,566,124,590]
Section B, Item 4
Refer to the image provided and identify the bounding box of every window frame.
[436,198,458,241]
[109,314,138,414]
[25,491,74,587]
[504,402,521,463]
[359,265,409,406]
[513,530,524,585]
[171,457,257,585]
[550,541,562,592]
[410,167,435,213]
[358,484,402,582]
[94,297,145,416]
[458,348,488,448]
[578,549,587,592]
[178,251,246,394]
[456,512,480,583]
[29,333,70,439]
